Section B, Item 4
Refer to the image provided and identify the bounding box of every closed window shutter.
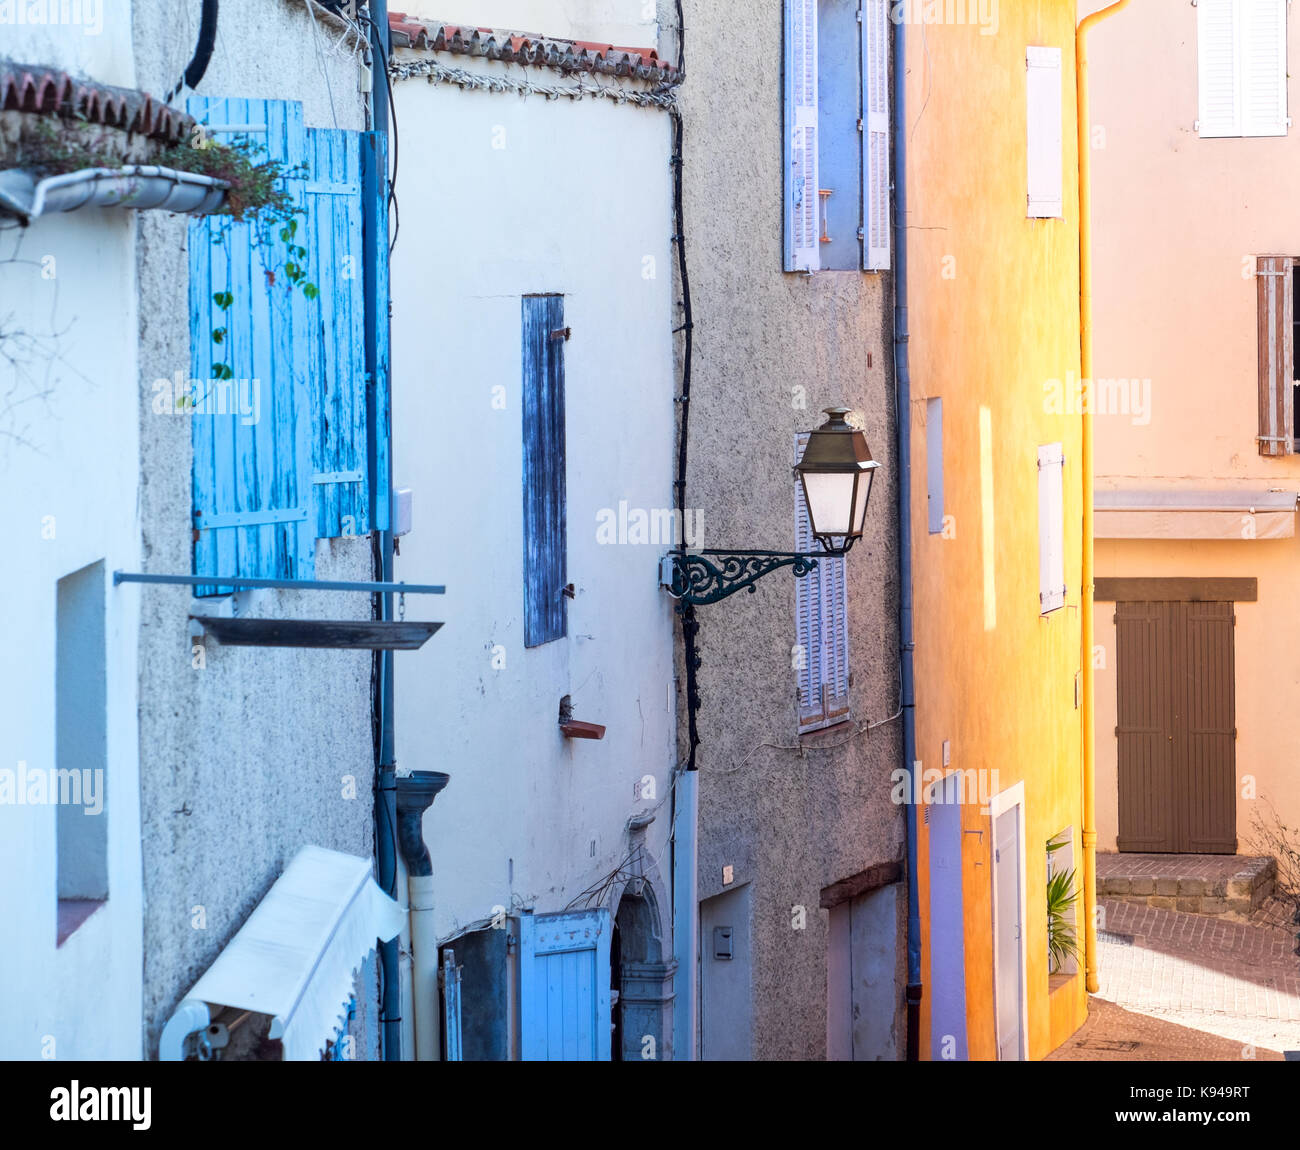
[1199,0,1287,138]
[862,0,891,270]
[1038,444,1066,615]
[305,127,371,539]
[520,910,612,1061]
[795,434,850,731]
[1242,0,1288,136]
[1026,47,1064,219]
[784,0,820,272]
[522,295,567,648]
[188,97,313,594]
[1256,255,1294,456]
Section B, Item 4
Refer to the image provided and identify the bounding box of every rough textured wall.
[672,0,904,1060]
[132,0,377,1057]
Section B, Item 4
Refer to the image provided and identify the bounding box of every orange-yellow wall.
[906,2,1088,1060]
[1086,0,1300,855]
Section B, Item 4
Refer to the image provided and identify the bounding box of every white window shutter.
[785,0,820,272]
[1026,46,1063,219]
[1241,0,1288,137]
[1038,444,1066,615]
[795,434,850,731]
[862,0,891,270]
[1198,0,1242,137]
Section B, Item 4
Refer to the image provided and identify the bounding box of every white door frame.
[988,780,1029,1061]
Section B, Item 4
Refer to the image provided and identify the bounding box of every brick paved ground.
[1048,998,1284,1061]
[1073,896,1300,1056]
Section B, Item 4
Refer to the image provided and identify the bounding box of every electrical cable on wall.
[164,0,220,105]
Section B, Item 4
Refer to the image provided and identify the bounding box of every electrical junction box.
[393,488,413,537]
[713,926,734,960]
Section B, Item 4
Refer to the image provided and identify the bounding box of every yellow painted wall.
[1087,0,1300,854]
[906,1,1087,1060]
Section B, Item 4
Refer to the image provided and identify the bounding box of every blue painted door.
[520,909,612,1061]
[443,949,463,1062]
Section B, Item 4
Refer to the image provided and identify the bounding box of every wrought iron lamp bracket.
[663,541,854,608]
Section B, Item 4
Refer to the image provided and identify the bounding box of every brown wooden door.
[1115,601,1237,854]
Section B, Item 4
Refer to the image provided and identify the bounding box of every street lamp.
[661,407,880,607]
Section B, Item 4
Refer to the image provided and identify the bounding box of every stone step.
[1096,853,1277,922]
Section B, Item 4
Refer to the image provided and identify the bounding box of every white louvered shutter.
[795,434,850,731]
[1199,0,1288,138]
[785,0,820,272]
[1242,0,1288,137]
[1038,444,1066,615]
[1026,46,1063,218]
[1198,0,1242,136]
[862,0,891,270]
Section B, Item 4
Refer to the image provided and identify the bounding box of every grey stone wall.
[670,0,906,1059]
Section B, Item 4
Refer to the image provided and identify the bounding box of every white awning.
[161,846,404,1061]
[1095,488,1298,540]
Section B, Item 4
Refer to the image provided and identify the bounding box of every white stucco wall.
[2,0,134,85]
[0,207,143,1059]
[389,55,677,948]
[398,0,655,47]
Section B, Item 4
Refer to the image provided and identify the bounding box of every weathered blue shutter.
[520,910,612,1061]
[861,0,891,270]
[443,949,463,1061]
[784,0,820,271]
[362,131,391,534]
[304,127,370,538]
[522,295,567,648]
[188,97,313,592]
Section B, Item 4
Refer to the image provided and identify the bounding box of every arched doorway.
[611,882,675,1061]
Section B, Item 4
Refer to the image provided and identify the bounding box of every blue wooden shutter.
[362,131,391,534]
[861,0,891,270]
[520,910,612,1061]
[784,0,820,271]
[522,295,567,648]
[304,127,370,538]
[188,97,313,592]
[443,950,463,1061]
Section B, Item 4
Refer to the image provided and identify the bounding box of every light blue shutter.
[520,909,612,1061]
[1038,443,1066,614]
[784,0,820,272]
[443,950,463,1061]
[362,130,391,533]
[304,127,370,538]
[188,97,313,592]
[861,0,891,270]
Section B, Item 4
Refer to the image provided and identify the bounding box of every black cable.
[165,0,219,104]
[365,9,401,256]
[669,0,699,772]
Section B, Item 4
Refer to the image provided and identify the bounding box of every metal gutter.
[0,165,227,223]
[892,11,923,1062]
[1077,0,1131,1000]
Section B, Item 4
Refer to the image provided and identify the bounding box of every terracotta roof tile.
[0,60,195,144]
[387,13,679,82]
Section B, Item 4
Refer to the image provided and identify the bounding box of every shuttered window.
[1026,46,1064,219]
[784,0,891,273]
[796,434,851,732]
[1038,444,1066,615]
[1198,0,1288,138]
[520,910,612,1061]
[926,397,944,535]
[189,98,314,592]
[188,99,379,594]
[522,295,567,648]
[1256,254,1295,455]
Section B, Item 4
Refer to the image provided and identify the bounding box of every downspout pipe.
[396,771,451,1062]
[365,0,402,1062]
[1077,0,1129,999]
[891,12,923,1062]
